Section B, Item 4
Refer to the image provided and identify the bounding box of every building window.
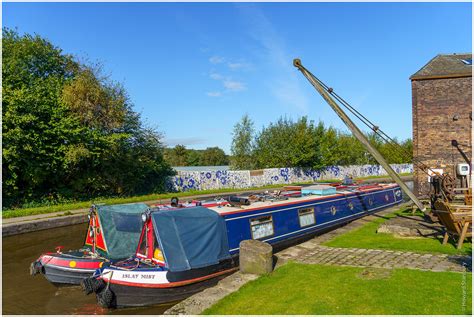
[298,207,315,227]
[250,215,274,239]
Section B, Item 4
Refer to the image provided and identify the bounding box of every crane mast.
[293,58,426,212]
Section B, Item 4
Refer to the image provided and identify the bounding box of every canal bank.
[2,176,413,237]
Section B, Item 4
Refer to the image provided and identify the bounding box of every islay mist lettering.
[121,273,155,280]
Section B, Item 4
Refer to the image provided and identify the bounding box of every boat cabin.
[135,206,231,272]
[84,203,150,260]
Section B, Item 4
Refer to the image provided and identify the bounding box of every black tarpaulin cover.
[151,207,231,272]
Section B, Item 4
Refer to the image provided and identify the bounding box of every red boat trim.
[44,263,97,273]
[40,255,103,269]
[219,184,398,216]
[105,267,238,288]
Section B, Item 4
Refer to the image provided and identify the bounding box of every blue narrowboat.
[84,183,403,308]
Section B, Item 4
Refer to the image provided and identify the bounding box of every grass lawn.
[203,262,472,315]
[1,173,411,219]
[323,207,472,256]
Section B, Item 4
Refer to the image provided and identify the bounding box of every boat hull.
[33,252,105,286]
[42,264,96,286]
[97,259,237,308]
[106,271,231,307]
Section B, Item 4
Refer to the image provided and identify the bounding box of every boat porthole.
[96,228,100,235]
[69,261,77,268]
[368,198,374,206]
[330,206,337,216]
[385,194,389,202]
[348,202,354,210]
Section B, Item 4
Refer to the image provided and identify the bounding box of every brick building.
[410,53,472,196]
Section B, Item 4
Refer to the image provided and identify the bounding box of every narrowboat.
[30,202,150,286]
[30,198,229,286]
[85,182,403,308]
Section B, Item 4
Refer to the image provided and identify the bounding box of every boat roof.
[151,206,230,272]
[207,183,398,215]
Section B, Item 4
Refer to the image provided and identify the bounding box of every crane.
[293,58,426,212]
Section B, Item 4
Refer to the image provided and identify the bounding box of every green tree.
[401,138,413,162]
[170,145,188,166]
[2,29,174,208]
[254,116,321,169]
[185,150,202,166]
[2,29,78,206]
[201,147,229,166]
[230,114,255,170]
[331,132,371,166]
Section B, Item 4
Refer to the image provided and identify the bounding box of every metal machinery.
[429,173,456,207]
[429,141,472,207]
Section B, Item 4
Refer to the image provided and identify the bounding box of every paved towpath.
[275,202,471,273]
[277,243,471,273]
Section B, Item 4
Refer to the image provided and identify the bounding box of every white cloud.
[223,80,246,91]
[209,55,225,64]
[210,72,224,80]
[208,70,246,94]
[207,91,222,97]
[207,55,249,94]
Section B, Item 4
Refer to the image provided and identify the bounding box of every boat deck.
[208,183,397,215]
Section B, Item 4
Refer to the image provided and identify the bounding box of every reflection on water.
[2,223,174,315]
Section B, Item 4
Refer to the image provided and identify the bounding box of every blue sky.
[3,2,471,153]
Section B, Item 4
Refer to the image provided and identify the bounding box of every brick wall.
[412,76,472,196]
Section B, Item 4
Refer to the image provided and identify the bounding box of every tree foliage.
[164,145,229,167]
[230,114,413,170]
[230,114,255,170]
[2,29,174,208]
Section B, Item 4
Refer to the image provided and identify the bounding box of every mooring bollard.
[239,239,273,275]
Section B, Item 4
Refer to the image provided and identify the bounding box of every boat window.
[153,247,165,263]
[298,207,315,227]
[250,215,274,239]
[112,212,142,233]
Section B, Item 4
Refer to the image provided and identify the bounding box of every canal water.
[2,223,174,315]
[3,181,414,314]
